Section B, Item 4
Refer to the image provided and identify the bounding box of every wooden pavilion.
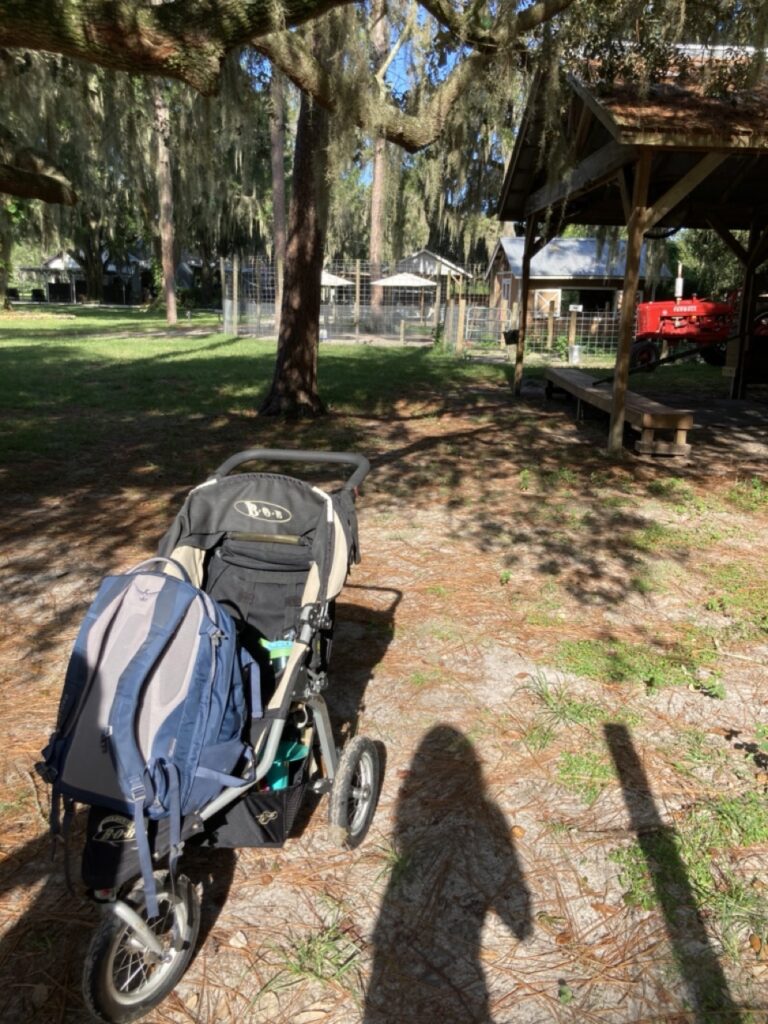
[498,63,768,450]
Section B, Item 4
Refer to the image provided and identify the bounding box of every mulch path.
[2,370,768,1023]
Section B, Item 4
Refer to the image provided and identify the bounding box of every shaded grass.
[0,307,511,467]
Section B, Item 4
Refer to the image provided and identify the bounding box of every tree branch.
[0,125,77,204]
[0,0,357,92]
[376,1,416,83]
[0,161,77,204]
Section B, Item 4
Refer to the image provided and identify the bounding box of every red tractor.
[632,294,768,368]
[632,295,735,367]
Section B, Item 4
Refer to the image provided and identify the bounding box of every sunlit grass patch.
[557,751,613,804]
[726,476,768,513]
[611,792,768,956]
[558,636,718,693]
[704,561,768,640]
[522,722,557,751]
[631,522,690,554]
[528,674,604,727]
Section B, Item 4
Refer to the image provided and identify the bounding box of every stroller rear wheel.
[83,872,200,1023]
[328,736,380,849]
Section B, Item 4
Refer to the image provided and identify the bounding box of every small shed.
[396,249,472,281]
[487,236,665,316]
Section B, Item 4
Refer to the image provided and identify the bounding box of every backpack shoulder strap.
[108,576,198,797]
[107,576,199,919]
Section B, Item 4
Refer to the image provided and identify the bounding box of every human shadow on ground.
[604,723,742,1023]
[364,724,532,1024]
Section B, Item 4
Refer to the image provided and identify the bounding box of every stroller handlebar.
[211,449,370,491]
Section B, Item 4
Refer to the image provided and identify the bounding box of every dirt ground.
[2,367,768,1024]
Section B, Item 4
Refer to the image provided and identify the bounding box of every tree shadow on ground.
[364,724,532,1024]
[604,723,742,1023]
[0,812,238,1023]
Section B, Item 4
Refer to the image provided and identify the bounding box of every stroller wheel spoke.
[83,873,200,1023]
[329,736,381,849]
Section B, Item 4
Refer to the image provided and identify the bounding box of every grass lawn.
[2,306,768,1023]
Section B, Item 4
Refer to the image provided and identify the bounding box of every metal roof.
[491,236,660,280]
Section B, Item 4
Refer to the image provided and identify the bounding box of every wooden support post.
[514,219,536,395]
[731,221,768,398]
[609,150,651,451]
[547,300,555,350]
[568,309,577,347]
[456,296,468,356]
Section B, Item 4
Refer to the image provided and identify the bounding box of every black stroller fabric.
[201,766,309,848]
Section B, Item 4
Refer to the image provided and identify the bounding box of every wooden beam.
[706,213,749,265]
[525,141,637,218]
[731,221,768,398]
[747,223,768,270]
[567,75,623,142]
[644,152,728,232]
[609,149,652,451]
[513,218,537,396]
[616,168,631,223]
[573,98,592,160]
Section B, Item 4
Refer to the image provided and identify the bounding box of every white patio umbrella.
[321,269,353,287]
[370,272,436,288]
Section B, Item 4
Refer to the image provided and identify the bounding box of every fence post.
[400,318,406,345]
[220,255,227,331]
[255,259,261,336]
[547,300,555,350]
[232,253,239,337]
[499,295,509,349]
[354,259,361,338]
[456,294,467,356]
[568,308,577,349]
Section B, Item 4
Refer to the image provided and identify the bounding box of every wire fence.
[222,258,479,341]
[443,305,623,360]
[221,257,627,361]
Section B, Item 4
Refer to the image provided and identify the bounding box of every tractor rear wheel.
[700,342,726,367]
[630,340,659,370]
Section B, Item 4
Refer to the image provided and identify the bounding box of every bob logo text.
[93,815,136,845]
[234,499,292,523]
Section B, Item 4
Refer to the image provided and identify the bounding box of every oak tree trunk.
[369,0,388,330]
[270,70,287,339]
[259,89,329,417]
[153,83,177,325]
[0,206,11,309]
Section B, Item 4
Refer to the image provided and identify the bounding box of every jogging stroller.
[38,449,380,1024]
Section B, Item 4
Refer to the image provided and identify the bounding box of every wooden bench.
[544,367,694,456]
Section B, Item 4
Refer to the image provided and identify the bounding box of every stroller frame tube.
[198,695,339,823]
[212,448,370,492]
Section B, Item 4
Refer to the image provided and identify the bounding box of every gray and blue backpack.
[38,557,257,915]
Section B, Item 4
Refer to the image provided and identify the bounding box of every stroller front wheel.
[328,736,380,849]
[83,872,200,1024]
